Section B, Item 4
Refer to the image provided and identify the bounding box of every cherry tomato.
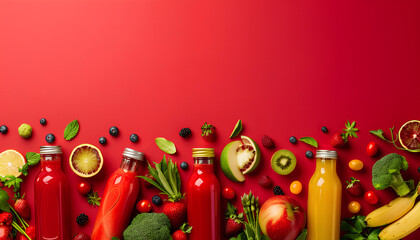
[348,201,361,214]
[349,159,364,171]
[290,181,303,194]
[367,142,379,157]
[222,187,235,200]
[77,181,92,195]
[136,200,152,213]
[364,190,379,205]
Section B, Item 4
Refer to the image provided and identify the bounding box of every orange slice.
[70,144,103,178]
[399,120,420,150]
[0,150,26,178]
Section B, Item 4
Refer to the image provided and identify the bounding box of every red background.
[1,0,420,239]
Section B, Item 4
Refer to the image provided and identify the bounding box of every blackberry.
[321,126,328,133]
[76,213,88,225]
[130,134,139,143]
[180,162,188,170]
[179,128,191,138]
[152,195,162,206]
[0,125,7,134]
[40,118,47,125]
[109,126,119,136]
[99,137,107,145]
[289,136,297,144]
[273,185,285,196]
[306,150,314,159]
[45,133,55,143]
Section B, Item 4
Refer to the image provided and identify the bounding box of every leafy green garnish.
[18,164,29,176]
[230,232,246,240]
[63,119,79,140]
[230,120,243,138]
[26,152,40,166]
[87,191,101,207]
[370,127,420,153]
[296,229,307,240]
[369,130,387,141]
[298,137,318,148]
[0,188,10,212]
[344,121,359,138]
[111,237,120,240]
[1,176,23,191]
[155,137,176,154]
[341,215,381,240]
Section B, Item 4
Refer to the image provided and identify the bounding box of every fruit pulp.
[34,154,70,240]
[307,157,341,240]
[91,158,140,239]
[187,161,221,240]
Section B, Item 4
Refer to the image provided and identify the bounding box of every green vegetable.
[372,153,413,197]
[155,137,177,154]
[240,191,267,240]
[63,119,79,140]
[341,215,381,240]
[230,120,243,138]
[87,191,101,207]
[370,127,420,153]
[18,124,32,138]
[123,213,172,240]
[0,189,10,212]
[111,238,120,240]
[298,137,318,148]
[230,232,246,240]
[296,229,307,240]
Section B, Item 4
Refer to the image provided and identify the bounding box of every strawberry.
[258,175,272,188]
[72,232,91,240]
[0,212,13,227]
[224,202,244,238]
[346,177,363,196]
[163,201,187,230]
[201,122,216,142]
[261,135,274,149]
[330,121,359,148]
[25,226,35,240]
[0,225,12,240]
[171,223,192,240]
[14,198,30,219]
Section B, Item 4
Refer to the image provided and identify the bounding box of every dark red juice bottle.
[187,148,221,240]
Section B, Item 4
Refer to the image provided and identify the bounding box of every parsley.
[341,215,381,240]
[87,191,101,207]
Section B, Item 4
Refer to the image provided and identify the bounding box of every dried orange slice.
[399,120,420,150]
[0,150,26,178]
[70,144,103,178]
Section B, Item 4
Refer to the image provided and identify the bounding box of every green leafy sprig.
[370,127,420,153]
[87,191,101,207]
[341,215,381,240]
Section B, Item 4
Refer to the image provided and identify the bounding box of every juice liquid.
[307,150,341,240]
[91,149,143,240]
[35,148,70,240]
[187,149,220,240]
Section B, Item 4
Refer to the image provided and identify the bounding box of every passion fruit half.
[220,136,261,182]
[70,143,103,178]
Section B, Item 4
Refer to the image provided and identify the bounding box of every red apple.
[258,196,306,240]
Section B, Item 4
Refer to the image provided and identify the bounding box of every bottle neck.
[120,156,141,173]
[193,157,215,172]
[41,154,62,171]
[315,158,337,174]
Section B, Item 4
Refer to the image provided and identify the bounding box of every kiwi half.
[271,149,297,175]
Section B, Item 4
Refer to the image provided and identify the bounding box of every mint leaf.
[367,228,381,240]
[18,164,29,176]
[26,152,40,166]
[64,119,79,140]
[369,129,387,141]
[229,119,243,138]
[296,229,307,240]
[341,220,358,234]
[0,189,10,212]
[155,137,176,154]
[298,137,318,148]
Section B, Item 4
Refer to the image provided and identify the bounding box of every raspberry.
[262,135,274,148]
[273,185,285,196]
[179,128,191,138]
[258,175,272,188]
[76,213,88,225]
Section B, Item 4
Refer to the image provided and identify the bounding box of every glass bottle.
[35,146,70,240]
[187,148,221,240]
[307,150,342,240]
[91,148,144,240]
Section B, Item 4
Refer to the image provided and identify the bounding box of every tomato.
[364,190,379,205]
[349,159,364,171]
[290,181,302,194]
[136,200,152,213]
[348,201,361,214]
[77,181,92,195]
[222,187,235,200]
[367,142,379,157]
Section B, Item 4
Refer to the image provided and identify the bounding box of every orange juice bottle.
[307,150,342,240]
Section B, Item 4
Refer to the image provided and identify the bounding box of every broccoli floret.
[123,213,172,240]
[372,153,412,197]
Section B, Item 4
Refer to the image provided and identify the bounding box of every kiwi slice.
[271,149,297,175]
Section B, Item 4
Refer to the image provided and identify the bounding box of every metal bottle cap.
[40,146,62,154]
[192,148,215,158]
[123,148,144,161]
[316,150,338,159]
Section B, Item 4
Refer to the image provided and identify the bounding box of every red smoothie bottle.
[35,146,70,240]
[91,148,144,240]
[187,148,221,240]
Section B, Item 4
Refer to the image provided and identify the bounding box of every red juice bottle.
[35,146,70,240]
[187,148,221,240]
[91,148,144,240]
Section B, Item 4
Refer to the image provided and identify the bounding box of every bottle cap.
[40,146,62,154]
[316,150,337,159]
[192,148,215,158]
[123,148,144,161]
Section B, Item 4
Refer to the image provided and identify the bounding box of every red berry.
[258,175,272,188]
[0,212,13,226]
[346,177,362,196]
[14,198,31,219]
[172,230,188,240]
[262,135,275,148]
[25,226,35,239]
[225,218,243,238]
[330,133,346,147]
[72,232,91,240]
[163,202,187,230]
[201,122,216,142]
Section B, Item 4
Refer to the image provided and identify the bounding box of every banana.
[379,200,420,240]
[366,191,418,227]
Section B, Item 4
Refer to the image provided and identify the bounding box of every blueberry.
[180,162,188,170]
[0,125,8,134]
[130,134,139,143]
[321,126,328,133]
[152,195,162,206]
[46,133,55,143]
[289,136,297,144]
[40,118,47,125]
[109,126,119,136]
[99,137,107,145]
[306,150,314,158]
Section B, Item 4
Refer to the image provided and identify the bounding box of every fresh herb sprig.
[341,215,381,240]
[370,128,420,153]
[87,191,101,207]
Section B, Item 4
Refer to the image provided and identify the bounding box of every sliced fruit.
[0,150,25,178]
[271,150,296,175]
[220,136,261,182]
[70,144,103,178]
[399,120,420,150]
